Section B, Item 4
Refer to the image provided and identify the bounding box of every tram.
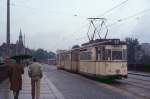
[56,48,79,72]
[56,39,128,79]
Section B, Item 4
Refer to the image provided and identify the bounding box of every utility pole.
[6,0,10,56]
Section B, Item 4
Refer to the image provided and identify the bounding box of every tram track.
[127,72,150,85]
[109,79,150,99]
[128,76,150,82]
[128,72,150,77]
[108,73,150,99]
[119,79,150,90]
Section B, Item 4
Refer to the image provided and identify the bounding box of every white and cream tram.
[57,39,127,79]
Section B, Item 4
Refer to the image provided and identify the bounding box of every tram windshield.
[96,47,127,61]
[112,51,122,60]
[112,50,127,60]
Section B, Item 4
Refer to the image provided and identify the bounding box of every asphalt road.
[43,64,140,99]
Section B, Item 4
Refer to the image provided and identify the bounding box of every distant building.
[141,43,150,56]
[0,29,30,58]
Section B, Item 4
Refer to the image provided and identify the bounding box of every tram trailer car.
[57,39,128,79]
[57,49,79,72]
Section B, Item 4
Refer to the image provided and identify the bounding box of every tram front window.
[112,51,122,60]
[105,49,111,60]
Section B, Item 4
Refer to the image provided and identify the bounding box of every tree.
[33,49,48,60]
[32,49,56,60]
[125,37,140,63]
[140,54,150,64]
[47,51,56,59]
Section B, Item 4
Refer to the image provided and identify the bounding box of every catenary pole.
[7,0,10,56]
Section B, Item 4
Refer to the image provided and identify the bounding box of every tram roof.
[82,39,126,47]
[57,39,126,54]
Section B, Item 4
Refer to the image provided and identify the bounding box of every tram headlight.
[116,69,120,73]
[121,64,124,68]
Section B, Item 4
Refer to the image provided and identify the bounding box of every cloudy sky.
[0,0,150,52]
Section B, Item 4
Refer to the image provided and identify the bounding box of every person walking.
[28,58,43,99]
[6,58,24,99]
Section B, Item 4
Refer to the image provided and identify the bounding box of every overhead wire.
[71,0,129,40]
[74,0,129,41]
[107,8,150,27]
[75,7,150,41]
[97,0,128,17]
[6,0,145,42]
[84,0,129,40]
[56,0,129,42]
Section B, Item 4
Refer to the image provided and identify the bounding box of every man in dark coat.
[6,59,24,99]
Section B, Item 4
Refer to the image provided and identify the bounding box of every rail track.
[109,72,150,99]
[128,71,150,82]
[128,71,150,77]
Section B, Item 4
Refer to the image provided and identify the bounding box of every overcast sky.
[0,0,150,52]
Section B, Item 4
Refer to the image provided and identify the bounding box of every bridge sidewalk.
[0,67,65,99]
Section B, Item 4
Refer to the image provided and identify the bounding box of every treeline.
[126,37,150,64]
[31,49,56,60]
[126,37,150,71]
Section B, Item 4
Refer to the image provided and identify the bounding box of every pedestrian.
[6,58,24,99]
[28,58,43,99]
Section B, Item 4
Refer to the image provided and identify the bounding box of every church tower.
[16,29,24,55]
[19,29,23,46]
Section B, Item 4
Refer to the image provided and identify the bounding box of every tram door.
[71,50,79,72]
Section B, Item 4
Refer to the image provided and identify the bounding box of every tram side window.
[122,49,127,60]
[96,47,105,60]
[57,54,60,60]
[105,49,111,60]
[61,54,65,61]
[112,51,122,60]
[65,54,70,60]
[56,54,59,60]
[80,51,92,60]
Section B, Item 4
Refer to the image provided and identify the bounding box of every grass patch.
[95,78,114,84]
[144,64,150,71]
